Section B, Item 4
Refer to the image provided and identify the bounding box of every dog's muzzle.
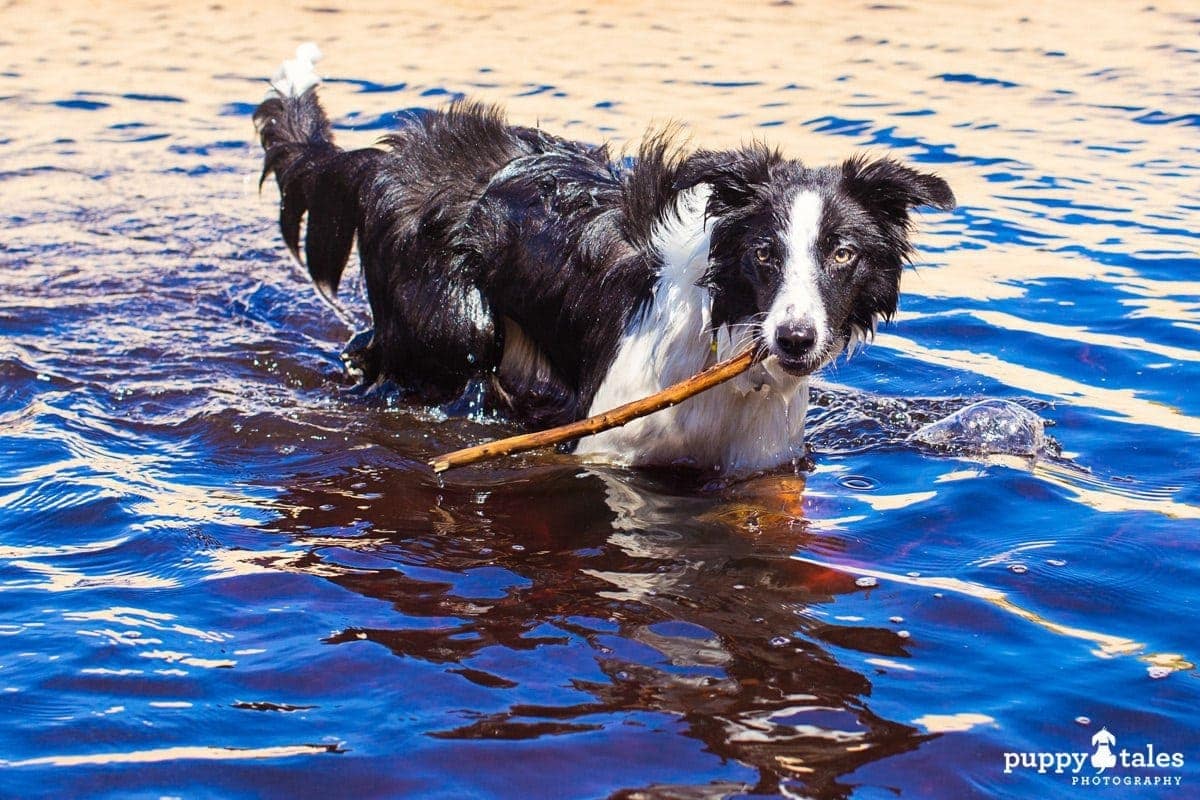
[771,319,823,375]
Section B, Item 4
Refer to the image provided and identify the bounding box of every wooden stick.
[429,347,759,473]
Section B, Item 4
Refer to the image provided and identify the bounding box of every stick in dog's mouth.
[429,347,761,473]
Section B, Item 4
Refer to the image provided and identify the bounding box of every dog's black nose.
[775,320,817,359]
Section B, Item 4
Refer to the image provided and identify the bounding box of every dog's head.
[678,146,954,376]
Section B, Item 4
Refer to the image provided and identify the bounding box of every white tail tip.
[268,42,324,99]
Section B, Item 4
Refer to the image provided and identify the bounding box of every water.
[2,1,1198,797]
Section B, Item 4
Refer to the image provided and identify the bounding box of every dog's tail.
[253,44,379,305]
[255,42,331,176]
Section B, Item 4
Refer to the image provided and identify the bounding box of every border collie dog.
[254,45,954,475]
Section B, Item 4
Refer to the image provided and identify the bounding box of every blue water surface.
[1,3,1198,799]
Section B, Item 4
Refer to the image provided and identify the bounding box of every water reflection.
[265,465,929,796]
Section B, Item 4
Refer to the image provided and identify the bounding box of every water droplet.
[897,630,911,639]
[855,576,878,588]
[770,636,790,647]
[1075,716,1091,726]
[933,592,944,599]
[511,544,525,552]
[889,616,904,624]
[1147,666,1171,680]
[1008,563,1028,574]
[733,584,747,590]
[906,571,921,578]
[1046,558,1067,567]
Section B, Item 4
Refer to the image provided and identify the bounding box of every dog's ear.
[676,146,778,214]
[842,156,955,221]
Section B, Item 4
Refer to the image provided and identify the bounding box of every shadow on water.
[261,460,929,797]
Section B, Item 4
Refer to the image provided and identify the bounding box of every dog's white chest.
[576,374,809,474]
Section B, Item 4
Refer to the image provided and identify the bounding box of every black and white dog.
[254,45,954,475]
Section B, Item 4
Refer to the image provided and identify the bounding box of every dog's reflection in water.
[265,464,926,797]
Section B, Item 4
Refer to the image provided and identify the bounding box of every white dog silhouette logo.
[1091,727,1117,773]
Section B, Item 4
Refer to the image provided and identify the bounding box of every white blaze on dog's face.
[763,189,829,375]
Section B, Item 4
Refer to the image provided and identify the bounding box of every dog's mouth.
[737,329,836,380]
[766,342,836,378]
[773,354,821,377]
[752,323,838,378]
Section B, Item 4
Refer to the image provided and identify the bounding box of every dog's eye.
[831,246,857,266]
[754,246,772,264]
